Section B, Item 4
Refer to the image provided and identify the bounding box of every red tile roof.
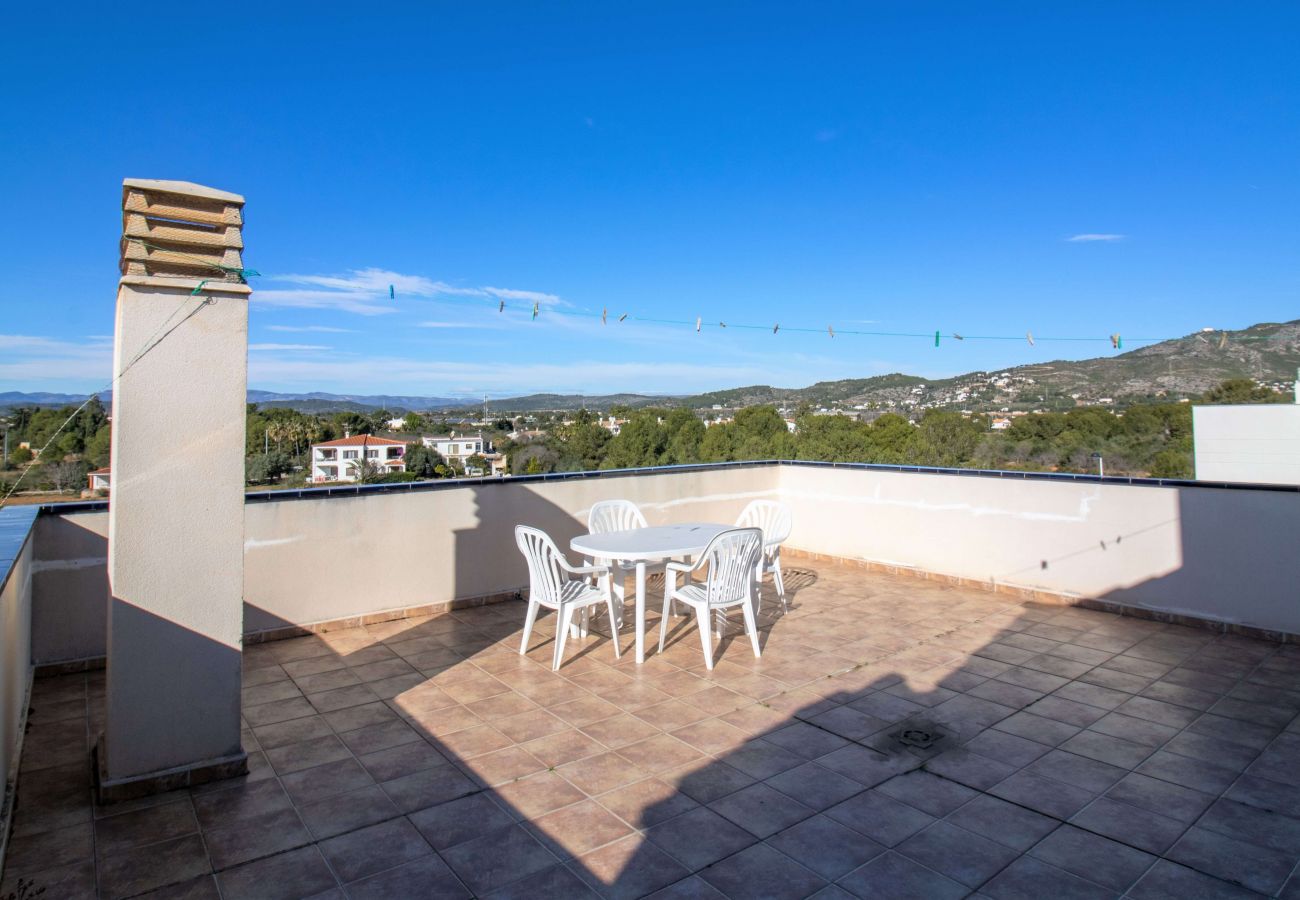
[313,435,407,448]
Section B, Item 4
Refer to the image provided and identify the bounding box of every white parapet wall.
[779,464,1300,635]
[25,461,1300,669]
[0,507,37,871]
[1193,404,1300,485]
[242,464,780,633]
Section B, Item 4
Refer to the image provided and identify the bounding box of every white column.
[101,180,250,798]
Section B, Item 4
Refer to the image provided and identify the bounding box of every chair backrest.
[699,527,763,607]
[514,525,570,608]
[735,500,792,545]
[588,499,649,535]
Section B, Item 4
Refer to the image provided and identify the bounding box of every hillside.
[3,320,1296,416]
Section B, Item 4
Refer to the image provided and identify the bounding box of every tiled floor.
[6,561,1300,899]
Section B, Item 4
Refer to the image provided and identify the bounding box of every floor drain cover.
[895,725,944,749]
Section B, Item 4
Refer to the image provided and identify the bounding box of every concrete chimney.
[101,179,250,799]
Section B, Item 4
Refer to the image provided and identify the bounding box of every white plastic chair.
[587,500,663,626]
[657,527,763,670]
[735,500,792,612]
[515,525,622,670]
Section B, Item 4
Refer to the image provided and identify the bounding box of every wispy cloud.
[416,321,478,329]
[266,325,354,334]
[1065,233,1125,243]
[248,343,332,351]
[255,268,567,316]
[0,334,113,385]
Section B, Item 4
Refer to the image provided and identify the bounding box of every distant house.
[311,434,406,483]
[422,431,493,468]
[599,416,625,436]
[87,467,111,493]
[990,418,1012,431]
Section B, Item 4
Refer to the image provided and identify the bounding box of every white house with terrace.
[310,434,406,482]
[422,431,492,465]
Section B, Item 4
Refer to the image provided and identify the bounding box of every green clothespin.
[191,279,209,296]
[934,330,940,347]
[389,284,395,300]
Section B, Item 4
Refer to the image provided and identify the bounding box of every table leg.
[635,560,647,664]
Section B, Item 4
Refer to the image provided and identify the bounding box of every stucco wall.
[779,464,1300,634]
[1,507,36,857]
[243,465,780,633]
[26,462,1300,666]
[31,512,108,665]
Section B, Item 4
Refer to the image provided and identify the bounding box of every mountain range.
[2,320,1296,415]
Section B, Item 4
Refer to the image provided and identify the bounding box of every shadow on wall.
[994,484,1300,637]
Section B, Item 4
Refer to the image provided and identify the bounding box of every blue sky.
[2,3,1297,398]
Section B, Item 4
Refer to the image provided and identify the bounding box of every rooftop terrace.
[6,554,1300,898]
[2,179,1297,899]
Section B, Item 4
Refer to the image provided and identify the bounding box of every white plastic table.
[571,523,731,663]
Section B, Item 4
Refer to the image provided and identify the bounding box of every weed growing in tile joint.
[2,878,46,900]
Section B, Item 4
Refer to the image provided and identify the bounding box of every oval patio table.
[571,523,732,664]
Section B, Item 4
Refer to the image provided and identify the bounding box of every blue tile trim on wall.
[0,506,38,594]
[33,458,1300,520]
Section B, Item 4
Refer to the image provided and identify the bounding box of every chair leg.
[772,552,787,611]
[605,594,622,660]
[658,589,673,653]
[741,598,762,658]
[696,605,714,670]
[579,606,590,638]
[554,605,574,671]
[519,599,540,655]
[754,561,765,614]
[612,571,626,630]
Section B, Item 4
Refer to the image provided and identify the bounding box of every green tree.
[402,412,428,432]
[246,451,292,485]
[84,426,112,468]
[403,443,446,478]
[912,410,981,467]
[554,410,611,470]
[730,406,792,460]
[1202,378,1287,404]
[662,408,705,464]
[602,411,667,469]
[1150,449,1193,479]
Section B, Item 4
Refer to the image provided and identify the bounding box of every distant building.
[87,467,111,493]
[422,431,493,467]
[990,418,1012,431]
[311,435,406,483]
[599,416,625,436]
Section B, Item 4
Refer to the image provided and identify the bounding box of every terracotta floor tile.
[440,824,559,895]
[215,846,337,900]
[97,834,211,900]
[574,833,691,900]
[616,733,704,774]
[495,770,588,817]
[597,777,699,828]
[529,798,635,859]
[317,817,432,883]
[524,728,608,768]
[94,800,198,853]
[345,854,470,899]
[560,750,648,795]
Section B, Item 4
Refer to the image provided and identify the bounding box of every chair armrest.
[562,560,610,577]
[665,560,694,574]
